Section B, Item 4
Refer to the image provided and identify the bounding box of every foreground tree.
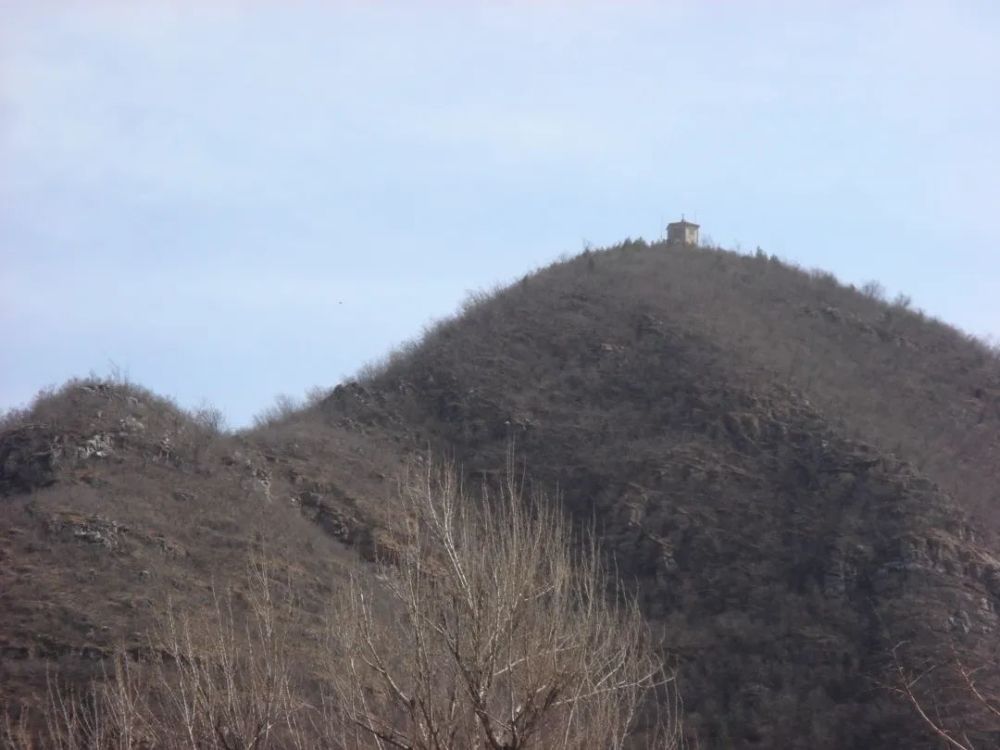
[3,457,682,748]
[890,641,1000,750]
[2,556,305,750]
[325,459,682,749]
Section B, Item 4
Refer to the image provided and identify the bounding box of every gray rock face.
[75,434,113,460]
[296,489,354,542]
[118,415,145,434]
[0,425,63,494]
[45,512,128,551]
[0,427,119,495]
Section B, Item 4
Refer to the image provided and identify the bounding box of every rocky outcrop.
[1,424,120,495]
[0,425,63,494]
[44,511,128,550]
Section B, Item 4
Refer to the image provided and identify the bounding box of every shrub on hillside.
[861,280,887,301]
[3,459,682,749]
[327,459,681,749]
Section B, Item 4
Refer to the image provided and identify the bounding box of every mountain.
[2,238,999,748]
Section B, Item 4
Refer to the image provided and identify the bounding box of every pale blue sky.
[2,1,998,427]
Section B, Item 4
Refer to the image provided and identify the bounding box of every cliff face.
[2,241,999,747]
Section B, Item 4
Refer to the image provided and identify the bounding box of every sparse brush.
[324,455,682,749]
[4,459,681,749]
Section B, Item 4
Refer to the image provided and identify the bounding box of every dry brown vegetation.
[310,240,1000,746]
[888,641,1000,749]
[2,461,680,749]
[356,240,1000,534]
[328,458,680,749]
[4,238,1000,748]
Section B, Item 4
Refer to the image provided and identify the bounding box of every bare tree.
[3,649,154,750]
[860,279,887,301]
[3,465,684,749]
[325,459,681,749]
[150,554,307,750]
[2,554,308,750]
[889,641,1000,749]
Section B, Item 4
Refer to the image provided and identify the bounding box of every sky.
[2,1,999,428]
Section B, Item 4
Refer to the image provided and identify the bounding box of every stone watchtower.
[666,218,699,246]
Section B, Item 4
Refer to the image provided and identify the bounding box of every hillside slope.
[0,380,408,717]
[2,240,999,748]
[308,241,1000,747]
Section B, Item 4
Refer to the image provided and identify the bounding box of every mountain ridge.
[2,239,999,747]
